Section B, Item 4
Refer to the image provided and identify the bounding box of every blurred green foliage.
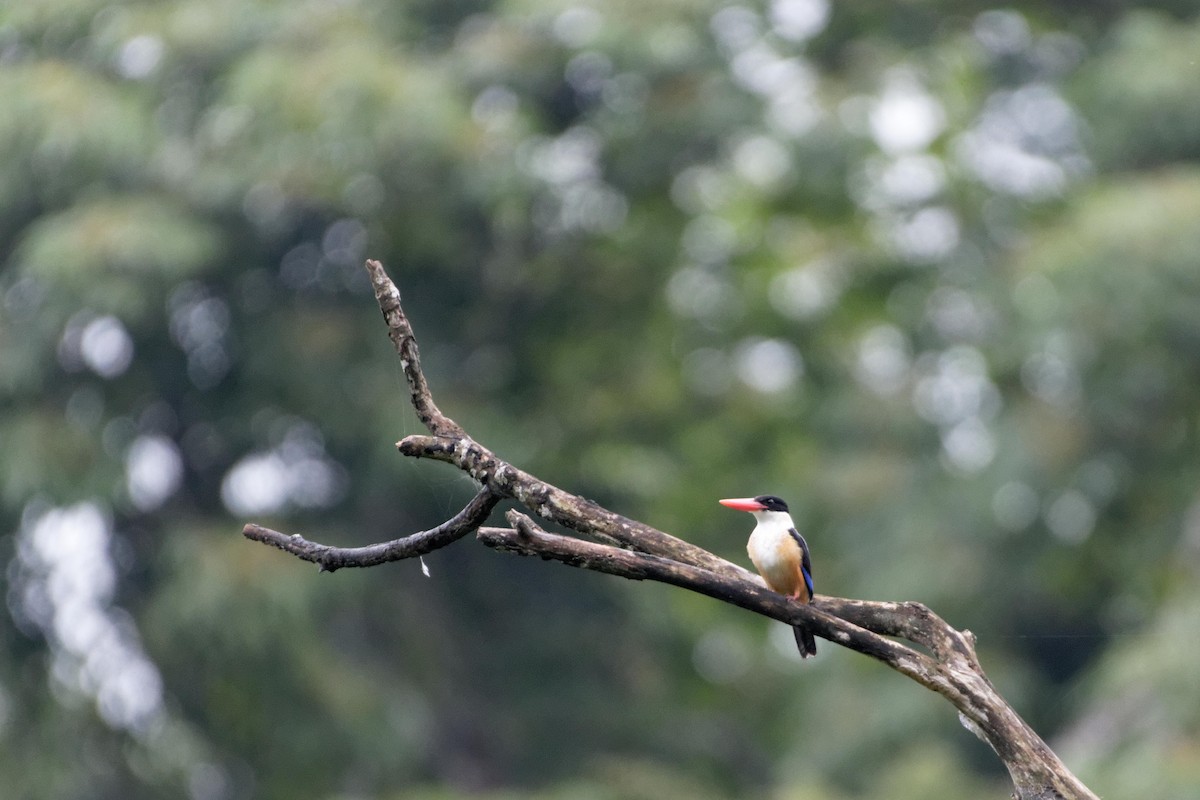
[3,1,1200,798]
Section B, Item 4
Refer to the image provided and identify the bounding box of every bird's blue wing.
[788,528,814,599]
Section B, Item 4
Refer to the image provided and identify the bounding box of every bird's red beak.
[719,497,765,512]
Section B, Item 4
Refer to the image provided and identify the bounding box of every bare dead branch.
[242,488,499,572]
[397,432,748,576]
[476,515,1092,800]
[365,258,465,439]
[241,259,1100,800]
[478,511,937,680]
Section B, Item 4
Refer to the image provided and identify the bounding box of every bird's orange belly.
[747,529,809,602]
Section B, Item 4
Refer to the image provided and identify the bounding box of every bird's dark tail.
[793,625,817,658]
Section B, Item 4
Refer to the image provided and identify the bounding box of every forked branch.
[242,259,1097,800]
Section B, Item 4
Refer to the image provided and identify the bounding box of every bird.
[719,495,817,658]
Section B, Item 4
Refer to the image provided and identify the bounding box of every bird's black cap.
[754,495,789,512]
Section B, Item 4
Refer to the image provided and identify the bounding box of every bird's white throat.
[751,509,796,530]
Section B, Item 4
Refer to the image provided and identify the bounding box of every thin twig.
[242,488,499,572]
[365,258,465,439]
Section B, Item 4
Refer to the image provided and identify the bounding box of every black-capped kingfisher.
[719,495,817,658]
